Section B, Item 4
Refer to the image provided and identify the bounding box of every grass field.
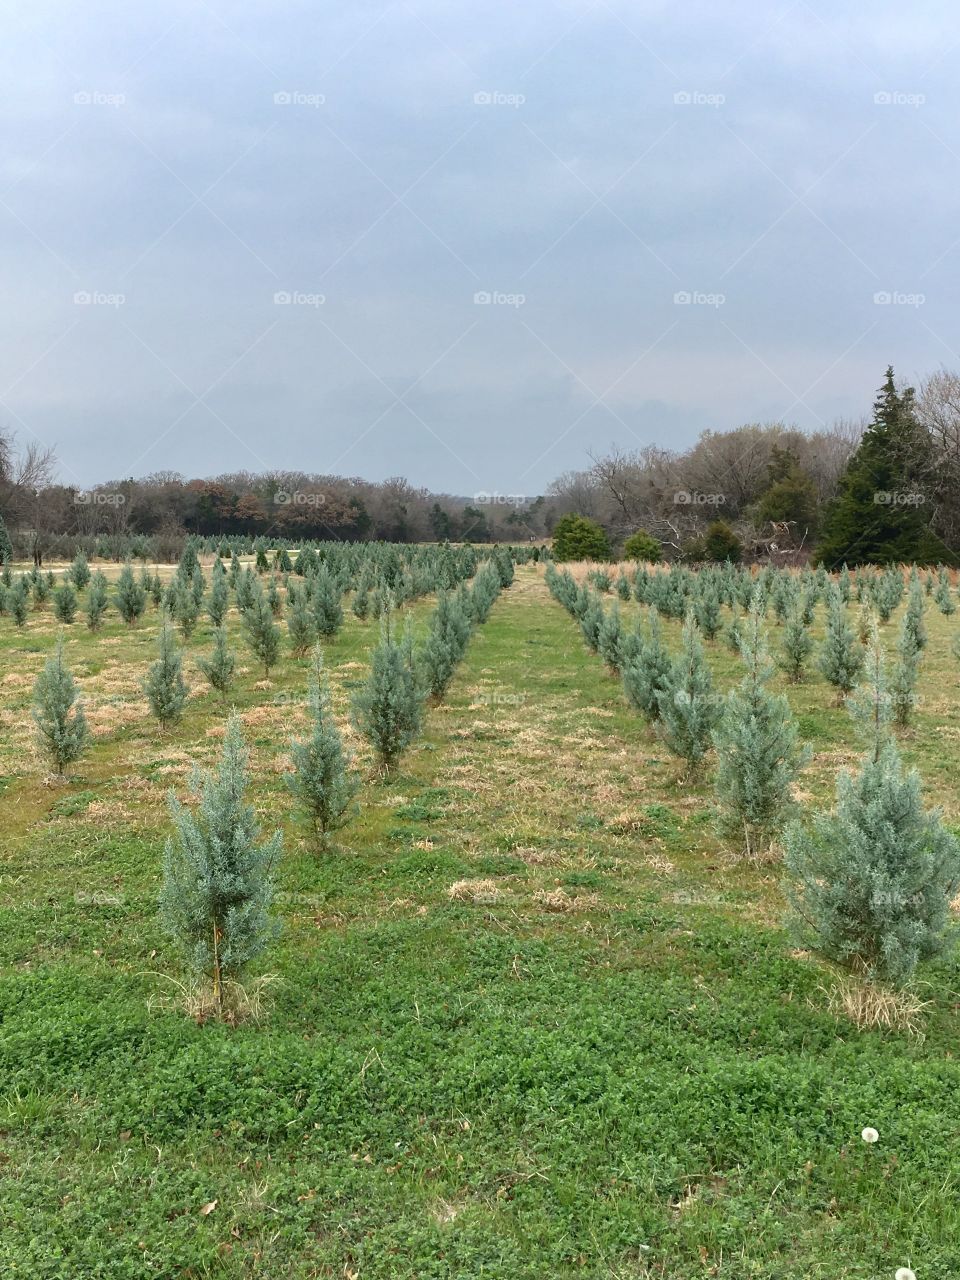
[1,562,959,1279]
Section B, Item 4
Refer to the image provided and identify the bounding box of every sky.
[1,0,959,500]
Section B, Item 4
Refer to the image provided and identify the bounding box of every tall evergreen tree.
[0,513,11,565]
[32,632,89,775]
[816,367,947,568]
[286,647,359,847]
[160,715,282,1016]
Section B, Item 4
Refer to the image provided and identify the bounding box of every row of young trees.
[29,547,516,1018]
[546,560,960,996]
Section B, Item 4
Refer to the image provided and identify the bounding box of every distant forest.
[1,366,958,565]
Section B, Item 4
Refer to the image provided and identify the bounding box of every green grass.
[1,565,959,1278]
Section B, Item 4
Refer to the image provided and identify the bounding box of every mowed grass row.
[0,564,958,1278]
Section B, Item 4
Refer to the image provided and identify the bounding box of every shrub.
[622,529,662,562]
[286,647,359,848]
[551,514,611,562]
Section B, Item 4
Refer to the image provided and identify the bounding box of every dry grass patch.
[822,975,930,1038]
[532,886,600,913]
[446,878,502,905]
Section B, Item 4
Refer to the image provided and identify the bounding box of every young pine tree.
[287,588,317,658]
[242,589,281,676]
[420,591,470,700]
[655,612,721,773]
[713,602,808,857]
[9,577,29,627]
[196,626,236,702]
[783,742,960,989]
[311,565,344,639]
[621,608,671,722]
[206,562,230,627]
[115,563,147,626]
[286,647,359,848]
[778,607,813,683]
[160,715,282,1017]
[85,570,109,630]
[351,614,423,774]
[890,613,921,729]
[53,583,78,624]
[32,632,89,775]
[597,600,624,673]
[69,550,91,591]
[817,590,864,704]
[144,619,188,728]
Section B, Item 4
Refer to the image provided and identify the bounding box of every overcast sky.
[2,0,958,497]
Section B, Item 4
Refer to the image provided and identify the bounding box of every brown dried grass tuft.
[823,975,930,1039]
[446,878,502,904]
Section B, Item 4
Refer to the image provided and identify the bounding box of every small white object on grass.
[861,1126,879,1144]
[895,1268,916,1280]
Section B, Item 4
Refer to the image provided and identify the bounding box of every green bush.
[622,528,661,562]
[550,514,611,562]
